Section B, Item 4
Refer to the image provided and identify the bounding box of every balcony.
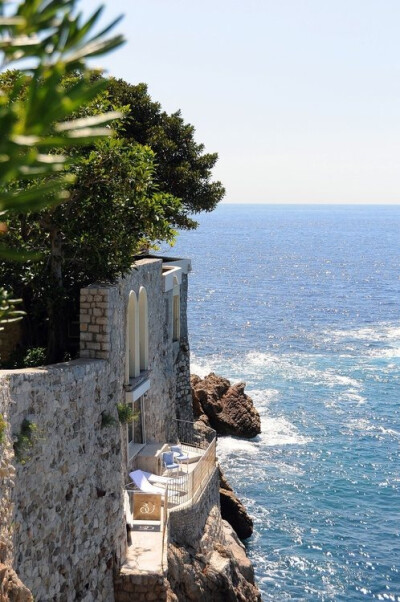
[121,420,217,576]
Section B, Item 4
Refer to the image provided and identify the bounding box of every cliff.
[0,564,32,602]
[167,506,261,602]
[219,468,254,540]
[191,373,260,540]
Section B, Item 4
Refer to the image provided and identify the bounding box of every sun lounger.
[129,469,165,494]
[131,469,188,495]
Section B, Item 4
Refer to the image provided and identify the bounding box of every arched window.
[172,276,180,341]
[125,291,139,382]
[138,286,148,371]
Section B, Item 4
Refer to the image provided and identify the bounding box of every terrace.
[122,420,217,574]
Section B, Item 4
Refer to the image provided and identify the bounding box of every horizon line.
[219,202,400,206]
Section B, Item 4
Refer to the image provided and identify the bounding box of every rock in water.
[219,467,254,540]
[191,373,261,438]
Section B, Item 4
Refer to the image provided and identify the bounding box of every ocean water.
[165,204,400,601]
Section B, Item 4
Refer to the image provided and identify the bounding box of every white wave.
[244,351,363,390]
[377,426,400,438]
[272,461,305,475]
[217,436,258,457]
[326,324,400,343]
[247,388,279,407]
[367,346,400,359]
[328,373,360,387]
[259,415,312,446]
[344,418,372,432]
[340,391,366,404]
[192,351,366,399]
[344,419,400,439]
[190,359,217,378]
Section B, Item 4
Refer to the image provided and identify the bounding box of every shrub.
[117,403,136,425]
[0,413,6,445]
[22,347,46,368]
[13,419,38,464]
[101,411,117,428]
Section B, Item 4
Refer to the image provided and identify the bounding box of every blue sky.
[85,1,400,204]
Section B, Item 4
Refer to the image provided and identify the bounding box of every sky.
[85,0,400,205]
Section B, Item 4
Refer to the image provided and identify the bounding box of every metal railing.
[167,423,217,507]
[125,420,217,559]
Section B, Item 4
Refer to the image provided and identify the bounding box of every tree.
[2,134,182,362]
[0,0,124,328]
[105,78,225,229]
[0,12,225,364]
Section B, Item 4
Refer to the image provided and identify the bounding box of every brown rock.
[0,564,33,602]
[219,467,253,540]
[191,373,261,438]
[167,506,261,602]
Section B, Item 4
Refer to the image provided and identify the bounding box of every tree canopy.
[0,0,124,333]
[0,69,225,363]
[105,78,225,228]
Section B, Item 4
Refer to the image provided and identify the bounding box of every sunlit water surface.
[164,205,400,601]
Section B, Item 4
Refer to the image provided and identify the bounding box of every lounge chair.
[162,451,179,473]
[170,445,189,471]
[170,445,189,462]
[142,471,169,486]
[129,469,165,494]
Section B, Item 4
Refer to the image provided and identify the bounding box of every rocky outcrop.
[167,506,261,602]
[191,373,261,438]
[219,468,253,540]
[191,373,259,541]
[0,564,33,602]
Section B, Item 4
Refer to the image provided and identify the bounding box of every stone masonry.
[0,257,193,601]
[0,361,126,601]
[169,468,220,548]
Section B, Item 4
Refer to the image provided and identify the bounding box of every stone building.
[0,255,260,602]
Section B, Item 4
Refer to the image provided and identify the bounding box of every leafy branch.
[0,0,124,321]
[0,287,24,329]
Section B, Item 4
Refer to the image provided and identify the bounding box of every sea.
[164,204,400,601]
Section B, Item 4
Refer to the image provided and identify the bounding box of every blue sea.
[166,204,400,601]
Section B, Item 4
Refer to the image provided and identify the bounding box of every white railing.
[167,431,216,507]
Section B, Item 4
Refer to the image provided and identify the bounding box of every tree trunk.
[46,226,66,364]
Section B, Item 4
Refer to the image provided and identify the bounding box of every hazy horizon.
[85,1,400,205]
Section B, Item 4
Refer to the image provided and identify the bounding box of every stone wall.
[167,505,262,602]
[173,274,194,424]
[114,572,169,602]
[168,467,220,547]
[0,360,126,601]
[79,258,189,447]
[0,257,194,600]
[0,386,14,566]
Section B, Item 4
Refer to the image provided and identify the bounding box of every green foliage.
[0,0,124,220]
[0,413,6,445]
[13,418,38,464]
[2,346,46,369]
[0,287,25,330]
[0,0,124,323]
[117,403,136,425]
[0,133,182,361]
[21,347,46,368]
[100,411,117,428]
[0,2,224,363]
[104,78,225,229]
